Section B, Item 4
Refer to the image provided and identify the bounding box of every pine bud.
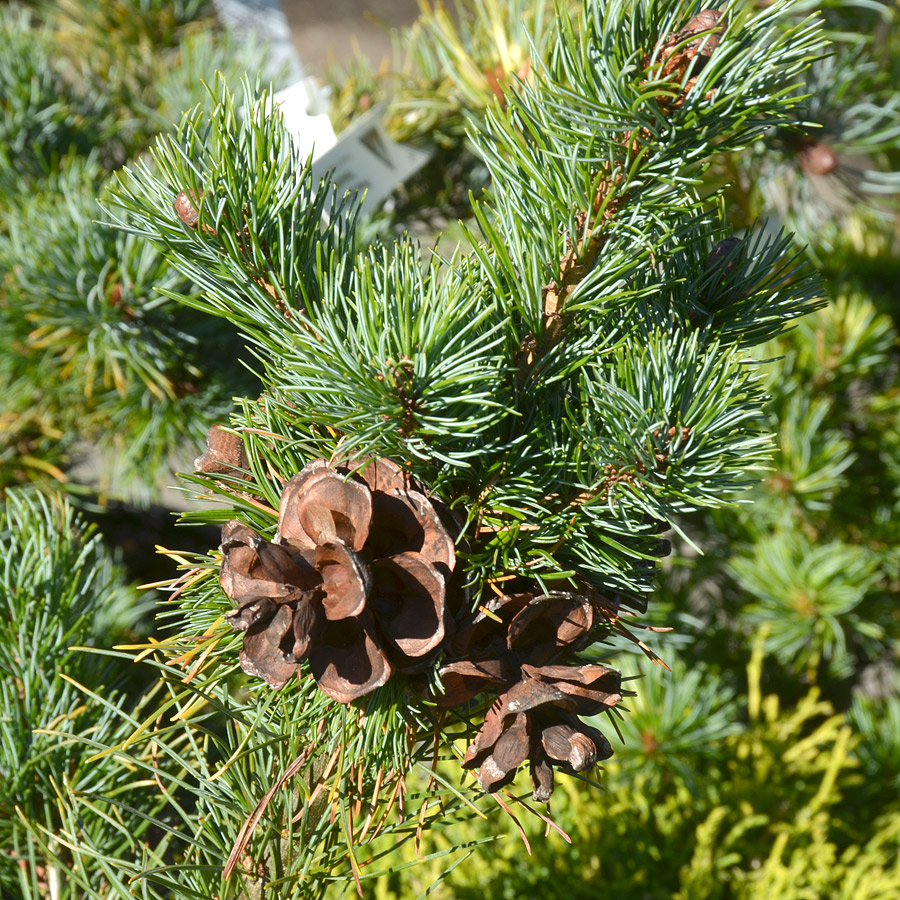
[706,237,741,276]
[174,189,201,228]
[195,424,249,476]
[681,10,725,49]
[798,141,839,176]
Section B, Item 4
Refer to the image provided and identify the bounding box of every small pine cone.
[798,141,839,176]
[174,190,201,228]
[220,457,458,701]
[648,9,726,82]
[195,425,251,478]
[439,588,618,801]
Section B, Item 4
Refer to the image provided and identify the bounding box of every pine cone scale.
[220,521,318,605]
[240,604,301,689]
[315,541,371,620]
[370,551,446,661]
[278,469,372,552]
[489,712,531,773]
[530,748,555,802]
[506,593,594,661]
[309,612,392,703]
[436,659,510,708]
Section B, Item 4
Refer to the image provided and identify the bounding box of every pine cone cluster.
[220,457,456,702]
[438,592,622,801]
[218,454,624,800]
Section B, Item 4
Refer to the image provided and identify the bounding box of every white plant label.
[273,79,338,160]
[311,107,432,212]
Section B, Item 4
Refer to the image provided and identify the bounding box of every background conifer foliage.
[2,0,899,897]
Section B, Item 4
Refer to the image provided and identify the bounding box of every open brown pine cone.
[220,457,457,702]
[437,591,623,801]
[461,665,622,802]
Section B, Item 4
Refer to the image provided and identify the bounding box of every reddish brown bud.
[683,9,725,43]
[798,141,839,176]
[195,425,250,478]
[648,8,726,89]
[174,190,201,228]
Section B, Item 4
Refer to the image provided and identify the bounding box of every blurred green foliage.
[0,0,265,495]
[0,489,154,899]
